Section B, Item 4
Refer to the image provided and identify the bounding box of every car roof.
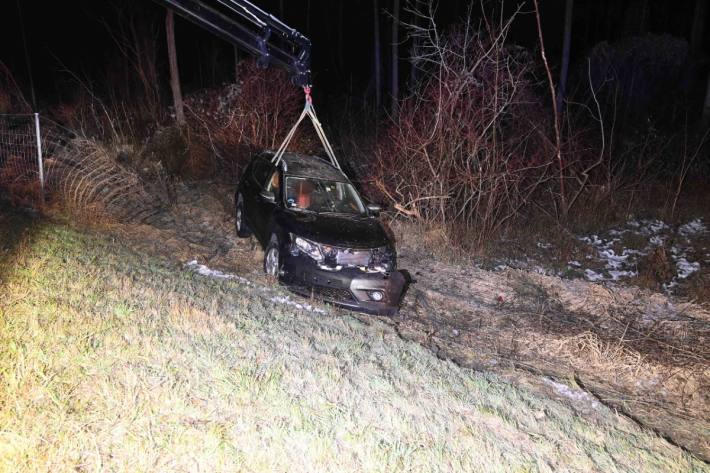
[259,151,349,182]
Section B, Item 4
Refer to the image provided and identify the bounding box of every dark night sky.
[0,0,706,107]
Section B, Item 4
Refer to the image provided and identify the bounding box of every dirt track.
[109,181,710,462]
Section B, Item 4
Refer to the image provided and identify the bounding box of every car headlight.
[292,235,324,262]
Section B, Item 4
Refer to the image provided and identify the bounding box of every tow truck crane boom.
[154,0,340,169]
[153,0,312,87]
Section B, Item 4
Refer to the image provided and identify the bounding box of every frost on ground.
[186,259,252,284]
[186,259,326,314]
[497,218,707,293]
[4,217,706,472]
[53,183,708,463]
[543,378,602,411]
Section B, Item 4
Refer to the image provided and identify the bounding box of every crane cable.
[271,86,341,171]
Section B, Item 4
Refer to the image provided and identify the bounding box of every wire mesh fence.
[0,113,44,208]
[0,111,167,221]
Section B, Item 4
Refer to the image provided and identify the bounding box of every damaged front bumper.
[280,254,405,315]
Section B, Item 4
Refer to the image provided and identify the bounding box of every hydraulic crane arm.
[153,0,312,87]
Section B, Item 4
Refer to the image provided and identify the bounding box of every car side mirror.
[260,190,276,203]
[367,204,382,216]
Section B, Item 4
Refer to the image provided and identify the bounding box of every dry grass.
[42,138,167,224]
[0,210,705,472]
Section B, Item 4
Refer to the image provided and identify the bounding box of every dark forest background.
[1,0,709,249]
[2,0,708,114]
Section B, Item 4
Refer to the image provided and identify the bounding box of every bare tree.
[691,0,706,56]
[533,0,566,217]
[234,46,240,83]
[166,9,185,126]
[104,6,161,118]
[373,1,551,248]
[306,0,311,33]
[391,0,400,116]
[374,0,382,109]
[691,0,710,120]
[556,0,573,114]
[408,2,421,89]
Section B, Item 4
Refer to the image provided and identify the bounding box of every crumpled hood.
[282,212,391,248]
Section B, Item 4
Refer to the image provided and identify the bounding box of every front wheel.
[235,194,252,238]
[264,236,281,278]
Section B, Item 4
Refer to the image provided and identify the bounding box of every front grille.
[310,285,355,302]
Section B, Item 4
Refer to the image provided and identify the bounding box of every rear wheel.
[235,194,251,238]
[264,235,281,277]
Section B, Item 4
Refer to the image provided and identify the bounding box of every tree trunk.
[374,0,382,109]
[338,2,344,72]
[409,4,420,90]
[624,0,648,36]
[556,0,573,114]
[391,0,400,116]
[234,46,239,83]
[306,0,311,33]
[166,10,185,126]
[691,0,706,57]
[692,0,709,120]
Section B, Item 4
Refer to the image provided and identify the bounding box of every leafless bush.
[184,60,314,180]
[44,138,165,223]
[103,4,162,122]
[0,155,42,208]
[370,1,552,249]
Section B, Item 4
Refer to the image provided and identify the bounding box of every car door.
[247,157,279,244]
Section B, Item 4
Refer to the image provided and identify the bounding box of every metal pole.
[34,112,44,203]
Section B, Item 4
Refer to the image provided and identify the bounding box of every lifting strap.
[271,86,342,171]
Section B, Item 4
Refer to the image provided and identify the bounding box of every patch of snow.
[584,269,605,282]
[568,260,581,267]
[649,235,665,246]
[543,379,601,410]
[608,269,637,280]
[269,295,326,314]
[580,235,603,246]
[662,241,702,291]
[676,258,700,279]
[537,241,553,249]
[679,219,706,237]
[186,260,251,285]
[186,260,326,314]
[630,219,670,236]
[598,249,628,269]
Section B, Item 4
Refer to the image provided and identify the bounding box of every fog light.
[369,290,384,301]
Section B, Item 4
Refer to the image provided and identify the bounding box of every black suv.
[235,151,405,315]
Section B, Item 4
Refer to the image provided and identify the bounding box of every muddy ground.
[95,180,709,462]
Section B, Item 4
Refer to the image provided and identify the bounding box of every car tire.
[264,235,281,278]
[235,194,252,238]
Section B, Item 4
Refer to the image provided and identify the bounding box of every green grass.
[0,212,706,472]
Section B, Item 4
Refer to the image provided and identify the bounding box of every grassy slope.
[0,213,706,472]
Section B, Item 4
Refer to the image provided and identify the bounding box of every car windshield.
[285,177,366,215]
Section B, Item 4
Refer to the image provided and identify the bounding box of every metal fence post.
[34,112,44,202]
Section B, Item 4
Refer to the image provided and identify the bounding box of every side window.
[251,159,272,188]
[266,170,280,194]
